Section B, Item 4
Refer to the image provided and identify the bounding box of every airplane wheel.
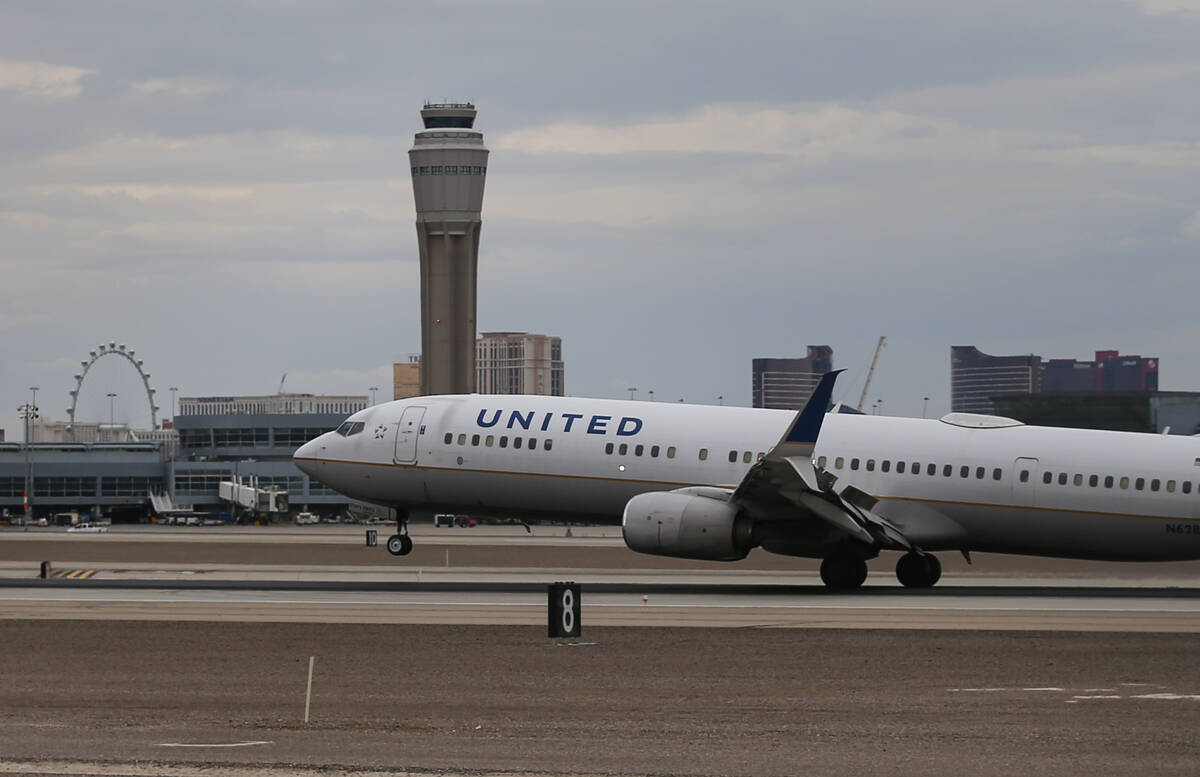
[896,552,940,588]
[386,534,413,556]
[819,555,866,590]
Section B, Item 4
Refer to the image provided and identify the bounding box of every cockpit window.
[336,421,365,437]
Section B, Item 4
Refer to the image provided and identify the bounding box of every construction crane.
[856,336,887,413]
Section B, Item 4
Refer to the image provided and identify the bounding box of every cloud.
[0,59,93,99]
[129,75,231,96]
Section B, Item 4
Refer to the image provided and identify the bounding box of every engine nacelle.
[622,491,755,561]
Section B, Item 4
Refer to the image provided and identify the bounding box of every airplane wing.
[727,371,913,552]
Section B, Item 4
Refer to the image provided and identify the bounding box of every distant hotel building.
[752,346,834,410]
[951,346,1158,414]
[393,356,421,400]
[476,332,564,396]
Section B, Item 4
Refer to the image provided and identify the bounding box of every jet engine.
[622,491,755,561]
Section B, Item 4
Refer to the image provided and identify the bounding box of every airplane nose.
[293,435,324,476]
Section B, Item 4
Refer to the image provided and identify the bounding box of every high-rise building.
[1042,350,1159,393]
[952,347,1158,414]
[393,356,421,400]
[752,346,834,410]
[476,332,564,396]
[950,346,1042,414]
[409,103,489,396]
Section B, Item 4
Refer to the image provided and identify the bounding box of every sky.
[3,0,1200,435]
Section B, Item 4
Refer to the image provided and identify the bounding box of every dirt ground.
[2,621,1199,776]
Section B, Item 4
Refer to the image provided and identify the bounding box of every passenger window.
[619,443,628,455]
[499,436,508,449]
[635,444,644,456]
[943,464,952,477]
[1135,477,1145,491]
[458,433,466,445]
[1073,474,1082,486]
[817,456,827,469]
[667,446,676,459]
[486,435,494,447]
[1167,480,1176,493]
[835,457,845,469]
[471,434,480,446]
[651,445,660,457]
[961,466,970,478]
[1058,472,1067,485]
[728,450,738,463]
[444,432,453,445]
[993,468,1002,481]
[1151,479,1161,492]
[1020,470,1030,483]
[1184,481,1193,494]
[528,437,536,449]
[881,460,891,473]
[851,458,860,471]
[927,463,936,476]
[866,459,876,472]
[605,442,614,455]
[513,437,522,449]
[699,448,708,461]
[1088,475,1098,487]
[1042,472,1052,484]
[544,439,553,451]
[743,451,753,464]
[1104,475,1114,488]
[896,461,905,474]
[1120,476,1129,489]
[757,452,765,461]
[976,467,985,479]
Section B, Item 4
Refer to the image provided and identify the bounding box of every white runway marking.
[156,740,272,748]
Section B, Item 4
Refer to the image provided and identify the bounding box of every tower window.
[473,166,482,174]
[420,166,429,175]
[432,166,443,175]
[412,167,419,176]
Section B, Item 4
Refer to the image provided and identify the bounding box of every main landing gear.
[818,551,944,589]
[895,551,942,588]
[386,509,413,557]
[819,554,869,589]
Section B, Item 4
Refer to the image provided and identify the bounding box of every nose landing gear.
[385,508,413,556]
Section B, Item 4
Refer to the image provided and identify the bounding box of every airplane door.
[1013,457,1038,508]
[394,406,426,465]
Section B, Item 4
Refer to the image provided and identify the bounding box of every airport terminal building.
[0,393,365,522]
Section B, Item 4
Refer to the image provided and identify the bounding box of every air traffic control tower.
[409,103,489,396]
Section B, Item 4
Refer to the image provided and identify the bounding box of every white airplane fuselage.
[294,394,1200,563]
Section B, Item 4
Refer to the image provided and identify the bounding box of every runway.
[2,525,1200,775]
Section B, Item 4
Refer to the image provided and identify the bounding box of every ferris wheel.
[66,342,159,440]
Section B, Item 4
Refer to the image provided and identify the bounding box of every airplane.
[293,372,1200,588]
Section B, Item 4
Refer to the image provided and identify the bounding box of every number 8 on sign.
[561,588,574,633]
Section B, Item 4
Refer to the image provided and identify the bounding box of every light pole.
[922,396,930,419]
[107,393,117,440]
[18,400,38,521]
[648,390,654,402]
[627,387,638,401]
[717,395,724,406]
[169,387,178,425]
[370,386,378,406]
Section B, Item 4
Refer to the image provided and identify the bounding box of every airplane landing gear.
[386,508,412,556]
[896,551,942,588]
[386,533,413,556]
[819,554,868,589]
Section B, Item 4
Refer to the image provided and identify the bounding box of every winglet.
[784,370,844,444]
[761,370,843,461]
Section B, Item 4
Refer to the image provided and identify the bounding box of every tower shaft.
[409,103,489,396]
